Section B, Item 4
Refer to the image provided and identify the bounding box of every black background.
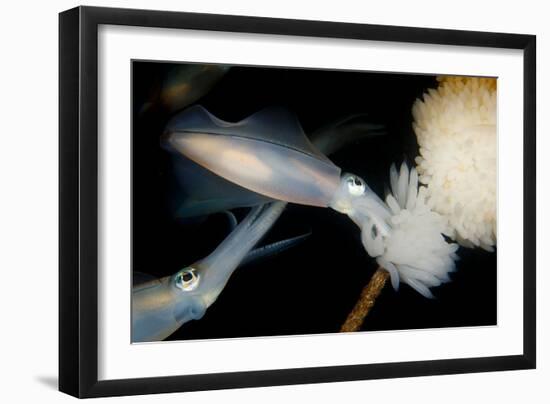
[132,62,496,341]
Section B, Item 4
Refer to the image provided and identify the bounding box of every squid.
[166,105,392,258]
[163,109,383,219]
[132,202,285,342]
[139,63,230,115]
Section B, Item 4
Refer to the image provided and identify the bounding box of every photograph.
[131,62,497,343]
[56,4,537,398]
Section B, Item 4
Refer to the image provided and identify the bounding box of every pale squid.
[166,105,392,262]
[132,202,285,342]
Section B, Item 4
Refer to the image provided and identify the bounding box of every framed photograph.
[59,6,536,398]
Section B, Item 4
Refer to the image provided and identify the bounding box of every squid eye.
[346,176,366,196]
[175,267,200,291]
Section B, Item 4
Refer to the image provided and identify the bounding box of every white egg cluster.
[363,163,459,298]
[412,77,497,250]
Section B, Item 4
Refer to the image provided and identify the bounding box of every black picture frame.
[59,5,536,398]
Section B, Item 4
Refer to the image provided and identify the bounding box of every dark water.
[132,62,497,341]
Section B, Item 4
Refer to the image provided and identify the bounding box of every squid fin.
[166,105,332,163]
[310,113,386,156]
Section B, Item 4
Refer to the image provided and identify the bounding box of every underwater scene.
[132,61,497,343]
